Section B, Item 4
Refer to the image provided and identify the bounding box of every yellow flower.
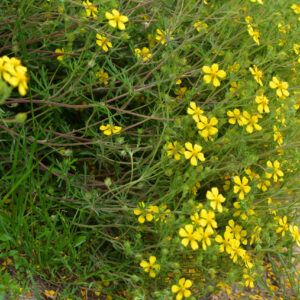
[291,4,300,14]
[269,77,289,99]
[175,86,187,99]
[206,187,226,213]
[0,56,12,82]
[155,29,173,45]
[193,21,208,33]
[105,9,128,30]
[227,109,246,126]
[171,278,192,300]
[247,25,260,45]
[257,178,271,192]
[233,176,251,200]
[167,141,184,160]
[243,273,255,288]
[276,216,288,237]
[187,101,203,122]
[179,224,200,250]
[202,64,226,87]
[140,256,160,278]
[250,226,261,245]
[199,209,217,231]
[215,231,233,254]
[278,23,290,34]
[99,124,122,135]
[96,34,112,52]
[155,205,171,223]
[249,65,263,86]
[226,220,246,244]
[289,225,300,246]
[134,47,152,61]
[133,202,154,223]
[96,68,109,85]
[55,48,65,61]
[245,168,259,181]
[265,160,284,182]
[229,239,245,263]
[6,65,29,96]
[229,81,241,94]
[245,16,253,23]
[184,142,205,166]
[273,126,283,145]
[255,94,269,113]
[197,226,214,250]
[82,0,98,19]
[250,0,263,4]
[197,116,218,141]
[242,111,262,133]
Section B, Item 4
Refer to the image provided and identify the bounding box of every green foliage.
[0,0,299,299]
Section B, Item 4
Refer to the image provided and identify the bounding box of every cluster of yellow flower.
[134,202,170,224]
[0,56,29,96]
[99,124,122,135]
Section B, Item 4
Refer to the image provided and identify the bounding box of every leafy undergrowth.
[0,0,299,299]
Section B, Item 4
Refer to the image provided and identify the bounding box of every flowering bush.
[0,0,299,299]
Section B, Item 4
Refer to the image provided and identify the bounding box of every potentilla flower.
[249,65,263,86]
[265,160,284,182]
[179,224,201,250]
[134,202,154,223]
[227,109,246,126]
[96,68,109,85]
[278,23,290,34]
[105,9,128,30]
[175,86,187,99]
[197,116,218,141]
[187,101,203,122]
[243,273,255,288]
[0,56,11,82]
[202,64,226,87]
[82,0,98,19]
[250,0,263,5]
[197,226,214,250]
[255,94,270,113]
[233,176,251,200]
[193,21,208,33]
[269,77,289,98]
[172,278,192,300]
[242,111,262,133]
[215,231,233,254]
[257,178,271,192]
[289,225,300,246]
[247,25,260,45]
[55,48,65,61]
[291,4,300,14]
[140,256,160,278]
[190,212,201,226]
[134,47,152,61]
[6,65,29,96]
[155,29,173,45]
[184,142,205,166]
[276,216,288,237]
[206,187,226,213]
[99,124,122,135]
[229,239,245,262]
[245,168,260,181]
[226,220,245,242]
[199,209,217,231]
[96,34,112,52]
[167,141,184,160]
[273,126,283,145]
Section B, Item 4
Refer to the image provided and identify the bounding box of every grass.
[0,0,300,299]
